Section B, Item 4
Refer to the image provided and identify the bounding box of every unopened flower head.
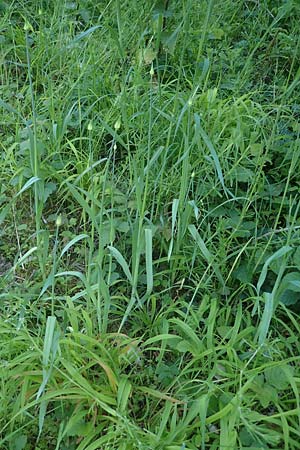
[56,215,62,227]
[114,118,121,130]
[24,20,33,31]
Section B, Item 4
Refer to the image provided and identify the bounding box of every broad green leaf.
[278,271,300,305]
[265,365,293,391]
[11,434,27,450]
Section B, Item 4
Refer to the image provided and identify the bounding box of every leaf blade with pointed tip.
[257,246,292,295]
[108,246,132,284]
[60,234,89,258]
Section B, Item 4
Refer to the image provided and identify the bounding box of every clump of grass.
[1,0,300,449]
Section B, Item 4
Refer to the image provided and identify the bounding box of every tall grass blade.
[67,25,102,48]
[188,225,225,287]
[108,246,132,284]
[257,246,292,295]
[145,228,153,295]
[168,198,179,261]
[15,176,40,197]
[37,316,59,437]
[13,247,37,270]
[194,113,227,195]
[199,394,208,450]
[60,234,89,258]
[257,292,274,345]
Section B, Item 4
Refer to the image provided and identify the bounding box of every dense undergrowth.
[1,0,300,449]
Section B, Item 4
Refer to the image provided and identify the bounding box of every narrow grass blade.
[55,270,87,284]
[13,247,37,270]
[257,246,292,295]
[281,365,300,427]
[98,117,127,149]
[118,294,136,332]
[60,234,89,258]
[171,318,202,349]
[108,246,132,284]
[60,360,117,414]
[188,225,225,287]
[145,228,153,295]
[188,224,211,260]
[99,275,111,334]
[15,176,40,197]
[74,158,107,184]
[206,298,217,348]
[42,316,57,371]
[37,316,59,437]
[117,377,132,413]
[199,395,208,450]
[39,272,54,298]
[0,98,25,122]
[137,386,182,404]
[0,204,10,224]
[257,292,274,345]
[38,400,48,440]
[143,146,164,176]
[168,198,179,261]
[65,182,96,223]
[67,25,102,48]
[157,403,173,439]
[194,113,226,195]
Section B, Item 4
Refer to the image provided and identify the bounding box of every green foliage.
[1,0,300,448]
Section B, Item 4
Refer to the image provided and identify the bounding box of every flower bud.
[114,118,121,130]
[56,215,62,227]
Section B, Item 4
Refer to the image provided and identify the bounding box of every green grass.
[1,0,300,448]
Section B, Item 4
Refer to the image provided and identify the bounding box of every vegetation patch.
[1,0,300,448]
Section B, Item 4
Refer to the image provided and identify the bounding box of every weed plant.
[1,0,300,449]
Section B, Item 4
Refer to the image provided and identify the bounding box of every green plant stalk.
[51,221,60,316]
[116,0,125,58]
[194,0,213,82]
[25,28,45,278]
[87,126,95,285]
